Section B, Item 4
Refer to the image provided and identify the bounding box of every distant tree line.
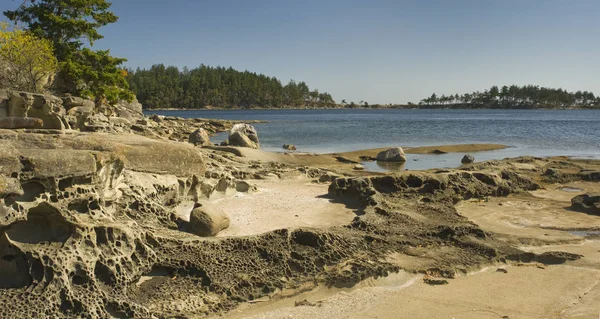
[126,64,335,109]
[418,85,599,109]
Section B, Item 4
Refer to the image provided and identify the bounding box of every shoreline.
[144,106,597,111]
[2,115,600,318]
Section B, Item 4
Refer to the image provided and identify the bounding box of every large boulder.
[111,98,144,122]
[229,123,260,149]
[376,147,407,162]
[5,91,68,130]
[461,155,475,164]
[189,128,211,146]
[571,193,600,215]
[78,113,112,132]
[0,117,43,129]
[62,94,95,111]
[189,202,230,236]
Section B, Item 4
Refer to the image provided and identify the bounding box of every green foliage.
[0,22,58,92]
[60,49,133,102]
[127,64,336,109]
[4,0,132,102]
[4,0,117,61]
[419,85,599,109]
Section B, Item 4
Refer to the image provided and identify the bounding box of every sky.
[1,0,599,104]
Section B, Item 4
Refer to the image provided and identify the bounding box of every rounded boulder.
[376,147,407,162]
[189,202,230,236]
[461,155,475,164]
[228,123,260,148]
[189,128,211,146]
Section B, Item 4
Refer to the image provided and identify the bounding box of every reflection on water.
[374,161,406,172]
[560,187,584,192]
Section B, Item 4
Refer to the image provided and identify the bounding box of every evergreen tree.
[5,0,133,102]
[127,64,336,109]
[419,85,598,109]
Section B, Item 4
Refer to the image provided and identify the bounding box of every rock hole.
[5,203,73,244]
[291,230,322,248]
[0,236,32,288]
[105,302,129,319]
[13,181,45,202]
[30,258,44,282]
[58,177,74,191]
[19,156,34,172]
[94,261,116,286]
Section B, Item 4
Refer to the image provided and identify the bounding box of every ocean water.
[145,109,600,171]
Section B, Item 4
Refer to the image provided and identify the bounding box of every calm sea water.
[145,109,600,171]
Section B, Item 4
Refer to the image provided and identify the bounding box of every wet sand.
[202,153,600,319]
[213,179,358,237]
[221,265,599,319]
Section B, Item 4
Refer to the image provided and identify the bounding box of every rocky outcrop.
[376,147,407,162]
[4,91,68,129]
[189,202,230,236]
[571,193,600,215]
[0,90,146,133]
[0,129,591,318]
[462,155,475,164]
[229,123,260,149]
[189,128,211,146]
[110,98,144,122]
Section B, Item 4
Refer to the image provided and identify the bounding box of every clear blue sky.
[2,0,599,103]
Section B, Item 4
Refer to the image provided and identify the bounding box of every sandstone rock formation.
[0,117,43,129]
[0,129,593,318]
[2,91,68,129]
[376,147,407,162]
[462,154,475,164]
[189,128,212,146]
[229,123,260,148]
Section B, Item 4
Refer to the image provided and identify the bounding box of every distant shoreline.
[143,105,598,111]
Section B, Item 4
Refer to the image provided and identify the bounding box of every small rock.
[188,128,211,146]
[235,181,255,192]
[283,144,297,151]
[431,149,447,154]
[189,202,230,236]
[108,116,131,127]
[353,164,365,170]
[570,193,600,215]
[423,277,449,285]
[150,114,164,122]
[376,147,407,162]
[461,155,475,164]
